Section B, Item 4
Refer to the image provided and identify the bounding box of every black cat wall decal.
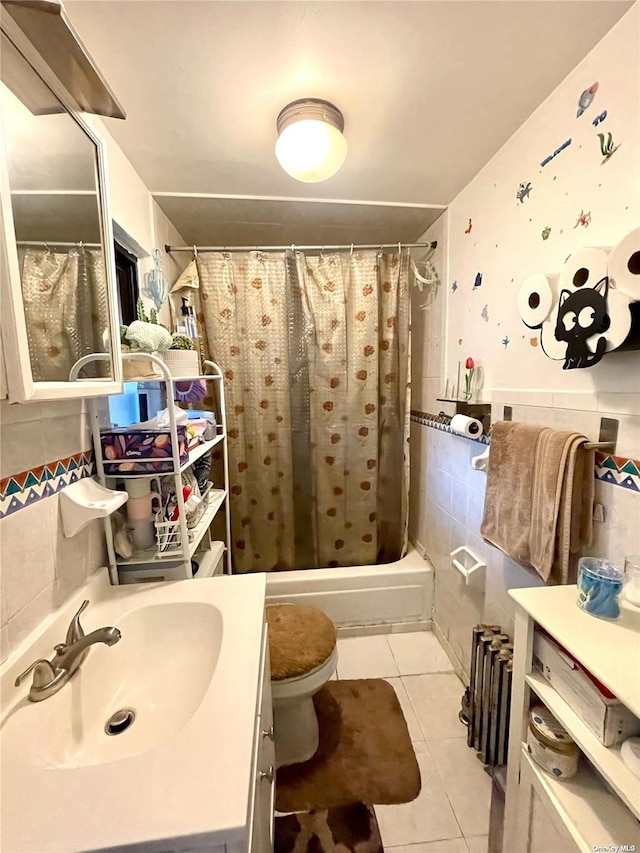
[554,276,611,369]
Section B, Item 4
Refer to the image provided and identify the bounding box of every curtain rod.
[16,240,102,248]
[164,241,437,254]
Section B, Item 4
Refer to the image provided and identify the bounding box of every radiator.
[465,624,513,767]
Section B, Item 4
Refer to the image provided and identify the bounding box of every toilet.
[265,603,338,768]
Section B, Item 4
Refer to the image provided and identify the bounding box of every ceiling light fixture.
[275,98,347,183]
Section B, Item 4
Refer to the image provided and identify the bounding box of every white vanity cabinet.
[503,586,640,853]
[249,625,276,853]
[228,622,275,853]
[0,10,123,402]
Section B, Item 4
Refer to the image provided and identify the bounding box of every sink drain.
[105,708,136,736]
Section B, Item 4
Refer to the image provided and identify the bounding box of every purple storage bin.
[100,426,188,474]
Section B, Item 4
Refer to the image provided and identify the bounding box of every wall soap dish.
[60,479,128,538]
[450,546,486,585]
[471,445,490,471]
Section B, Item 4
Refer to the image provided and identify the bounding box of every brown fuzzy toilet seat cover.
[266,604,337,680]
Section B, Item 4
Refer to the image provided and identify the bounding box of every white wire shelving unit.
[70,353,232,584]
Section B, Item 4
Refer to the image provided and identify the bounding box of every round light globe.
[275,118,347,183]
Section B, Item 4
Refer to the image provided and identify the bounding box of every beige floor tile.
[428,737,492,837]
[464,835,488,853]
[385,840,468,853]
[375,748,461,846]
[402,673,466,742]
[336,635,400,679]
[387,631,455,675]
[384,677,423,742]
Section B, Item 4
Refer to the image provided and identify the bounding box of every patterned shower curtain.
[196,249,410,573]
[19,246,109,380]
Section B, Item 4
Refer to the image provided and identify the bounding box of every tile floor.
[335,632,491,853]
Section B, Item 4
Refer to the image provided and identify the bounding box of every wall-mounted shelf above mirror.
[0,0,125,119]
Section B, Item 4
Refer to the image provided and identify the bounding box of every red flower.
[465,357,475,369]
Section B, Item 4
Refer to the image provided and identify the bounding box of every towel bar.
[583,441,615,451]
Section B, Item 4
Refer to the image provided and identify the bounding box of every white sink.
[1,571,266,852]
[24,602,222,769]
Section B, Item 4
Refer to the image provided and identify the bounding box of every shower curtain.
[196,249,410,573]
[19,246,110,380]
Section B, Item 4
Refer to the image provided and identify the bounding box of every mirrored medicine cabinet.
[0,13,123,402]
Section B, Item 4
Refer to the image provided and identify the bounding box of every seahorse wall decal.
[554,278,611,370]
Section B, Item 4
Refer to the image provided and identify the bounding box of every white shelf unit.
[73,353,232,583]
[503,585,640,853]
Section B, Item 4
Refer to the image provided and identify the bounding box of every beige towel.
[480,421,594,583]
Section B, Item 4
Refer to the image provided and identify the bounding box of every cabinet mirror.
[0,26,121,400]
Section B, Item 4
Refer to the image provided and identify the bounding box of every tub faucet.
[15,600,121,702]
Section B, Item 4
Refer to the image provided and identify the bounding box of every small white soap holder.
[450,545,486,585]
[471,445,490,472]
[60,478,128,538]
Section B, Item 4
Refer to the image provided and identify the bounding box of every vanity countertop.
[1,571,267,853]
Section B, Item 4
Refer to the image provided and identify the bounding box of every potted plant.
[163,333,200,378]
[120,300,172,380]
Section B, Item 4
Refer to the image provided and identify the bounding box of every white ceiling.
[63,0,632,242]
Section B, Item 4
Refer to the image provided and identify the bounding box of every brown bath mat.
[276,679,421,812]
[275,803,383,853]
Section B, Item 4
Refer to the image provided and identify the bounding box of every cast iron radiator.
[464,625,513,767]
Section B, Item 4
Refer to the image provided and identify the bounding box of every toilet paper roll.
[518,273,555,328]
[608,227,640,300]
[602,288,633,351]
[559,248,609,293]
[451,414,484,438]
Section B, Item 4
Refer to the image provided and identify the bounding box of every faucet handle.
[15,659,57,688]
[65,599,89,645]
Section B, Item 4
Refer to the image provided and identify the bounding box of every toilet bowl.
[265,604,337,768]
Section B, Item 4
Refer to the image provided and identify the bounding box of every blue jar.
[577,558,624,621]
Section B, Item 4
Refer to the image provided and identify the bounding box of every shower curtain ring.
[350,243,354,257]
[398,241,402,256]
[192,245,198,259]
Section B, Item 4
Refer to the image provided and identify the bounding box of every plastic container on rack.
[577,557,624,621]
[526,705,580,780]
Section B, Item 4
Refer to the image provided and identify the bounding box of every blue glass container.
[577,557,624,621]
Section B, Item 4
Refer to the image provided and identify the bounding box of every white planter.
[162,349,200,378]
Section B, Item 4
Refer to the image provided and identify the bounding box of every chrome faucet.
[15,600,121,702]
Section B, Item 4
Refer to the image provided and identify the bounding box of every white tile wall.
[0,400,107,663]
[409,411,640,676]
[410,269,640,675]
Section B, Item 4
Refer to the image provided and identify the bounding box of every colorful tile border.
[595,451,640,493]
[0,451,95,520]
[410,409,490,445]
[411,412,640,493]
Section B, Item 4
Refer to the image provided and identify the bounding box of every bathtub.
[265,544,434,629]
